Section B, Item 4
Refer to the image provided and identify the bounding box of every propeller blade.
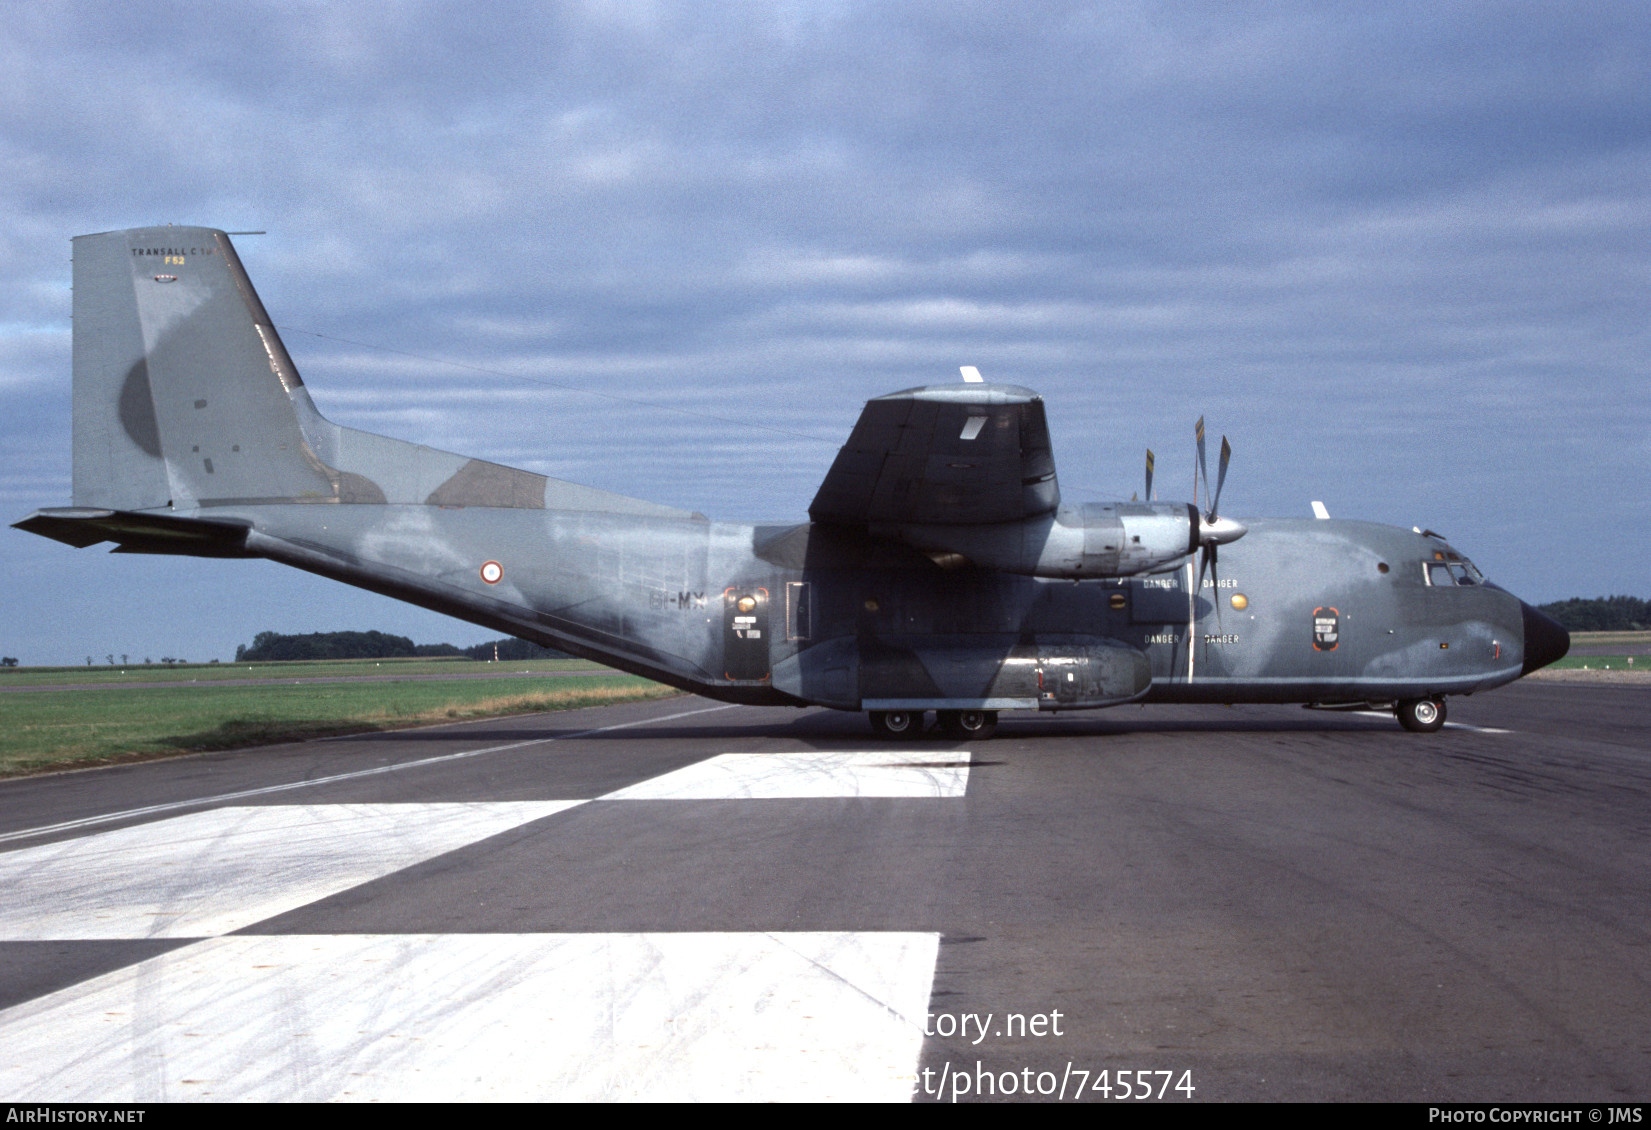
[1193,425,1247,563]
[1210,436,1231,520]
[1210,543,1222,631]
[1198,542,1223,633]
[1195,416,1208,510]
[1144,449,1155,501]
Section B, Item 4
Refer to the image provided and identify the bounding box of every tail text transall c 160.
[14,228,1570,740]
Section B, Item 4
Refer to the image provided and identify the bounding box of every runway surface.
[1,680,1647,1102]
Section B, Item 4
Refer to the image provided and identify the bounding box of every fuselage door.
[786,581,812,640]
[723,586,771,681]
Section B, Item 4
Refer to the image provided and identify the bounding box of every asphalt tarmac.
[0,679,1646,1102]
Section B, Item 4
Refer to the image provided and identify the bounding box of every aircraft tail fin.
[71,226,343,510]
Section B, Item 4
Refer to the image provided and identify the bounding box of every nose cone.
[1520,602,1570,675]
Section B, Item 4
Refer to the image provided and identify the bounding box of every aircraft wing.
[808,384,1059,526]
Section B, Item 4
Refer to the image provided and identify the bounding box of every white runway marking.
[599,749,972,800]
[0,702,736,847]
[0,932,940,1102]
[1351,710,1511,734]
[0,803,579,940]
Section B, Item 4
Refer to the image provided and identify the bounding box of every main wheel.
[1396,697,1446,733]
[937,709,999,741]
[869,709,925,739]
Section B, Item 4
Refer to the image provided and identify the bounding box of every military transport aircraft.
[15,227,1569,739]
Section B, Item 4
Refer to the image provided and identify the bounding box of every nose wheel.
[1396,697,1446,733]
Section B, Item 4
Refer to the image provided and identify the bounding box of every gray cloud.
[3,1,1647,662]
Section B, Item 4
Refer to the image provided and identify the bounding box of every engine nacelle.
[1076,501,1201,577]
[875,500,1210,579]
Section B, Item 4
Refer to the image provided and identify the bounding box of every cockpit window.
[1447,563,1478,585]
[1424,548,1485,586]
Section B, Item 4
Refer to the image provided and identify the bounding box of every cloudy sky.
[3,1,1647,665]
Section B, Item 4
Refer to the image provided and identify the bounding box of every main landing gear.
[1396,697,1447,733]
[868,709,999,740]
[868,709,924,739]
[937,709,998,741]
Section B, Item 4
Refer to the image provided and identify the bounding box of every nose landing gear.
[1396,697,1447,733]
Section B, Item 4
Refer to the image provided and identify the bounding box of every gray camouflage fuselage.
[199,504,1538,710]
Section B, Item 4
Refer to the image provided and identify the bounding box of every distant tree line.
[233,630,567,662]
[466,637,572,661]
[1536,596,1649,632]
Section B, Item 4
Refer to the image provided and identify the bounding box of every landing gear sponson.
[882,700,1453,738]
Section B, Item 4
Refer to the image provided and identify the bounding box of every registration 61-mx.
[1068,1067,1194,1101]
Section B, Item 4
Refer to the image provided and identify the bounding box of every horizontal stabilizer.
[12,508,253,557]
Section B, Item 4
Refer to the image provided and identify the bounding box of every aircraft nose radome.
[1520,602,1570,675]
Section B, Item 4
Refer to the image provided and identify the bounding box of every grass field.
[0,656,603,687]
[1550,656,1642,670]
[1570,630,1651,648]
[0,662,679,778]
[1551,630,1648,671]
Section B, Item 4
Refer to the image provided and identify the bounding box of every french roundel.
[480,561,503,585]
